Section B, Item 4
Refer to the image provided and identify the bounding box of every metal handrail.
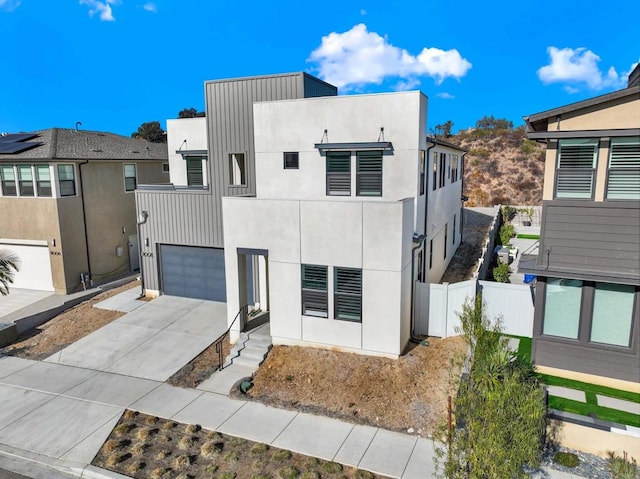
[214,304,248,371]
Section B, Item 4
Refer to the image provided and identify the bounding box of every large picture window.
[542,278,583,339]
[301,264,328,317]
[326,151,351,196]
[555,139,597,198]
[590,283,635,347]
[334,267,362,322]
[356,150,382,196]
[606,137,640,200]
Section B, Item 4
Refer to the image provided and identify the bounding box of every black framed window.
[326,151,351,196]
[57,164,76,196]
[432,152,437,191]
[453,214,456,244]
[439,152,446,188]
[284,152,299,169]
[301,264,328,317]
[429,239,433,269]
[417,251,424,282]
[186,156,204,186]
[444,223,448,259]
[334,267,362,322]
[356,150,382,196]
[229,153,246,185]
[419,150,426,195]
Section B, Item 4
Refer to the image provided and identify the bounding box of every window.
[432,152,437,191]
[334,267,362,322]
[186,156,204,186]
[162,163,169,173]
[606,137,640,200]
[17,165,34,196]
[429,239,433,269]
[451,154,459,182]
[453,214,456,244]
[301,264,328,317]
[284,152,299,169]
[356,150,382,196]
[36,165,52,197]
[417,251,424,282]
[542,278,583,339]
[555,139,597,198]
[124,164,137,192]
[439,153,446,188]
[57,164,76,196]
[229,153,246,185]
[444,223,448,259]
[590,283,635,347]
[326,151,351,196]
[0,165,16,196]
[419,150,426,195]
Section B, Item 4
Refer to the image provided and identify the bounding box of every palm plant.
[0,249,20,296]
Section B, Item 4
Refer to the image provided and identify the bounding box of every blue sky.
[0,0,637,137]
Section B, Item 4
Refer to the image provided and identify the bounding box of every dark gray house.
[135,72,337,301]
[521,66,640,386]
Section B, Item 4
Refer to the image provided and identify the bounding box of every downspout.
[78,159,93,287]
[136,210,149,297]
[460,151,468,241]
[408,139,438,344]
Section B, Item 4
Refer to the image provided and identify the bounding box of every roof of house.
[524,85,640,132]
[0,128,167,161]
[426,136,467,153]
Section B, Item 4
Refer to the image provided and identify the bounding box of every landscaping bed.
[93,410,388,479]
[167,337,231,389]
[246,337,466,436]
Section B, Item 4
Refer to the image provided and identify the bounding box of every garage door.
[159,245,226,301]
[0,241,54,291]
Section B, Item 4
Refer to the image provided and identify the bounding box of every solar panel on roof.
[0,142,42,154]
[0,133,38,143]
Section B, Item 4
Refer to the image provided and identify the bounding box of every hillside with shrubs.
[436,116,547,207]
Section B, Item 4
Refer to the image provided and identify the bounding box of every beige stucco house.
[0,129,167,294]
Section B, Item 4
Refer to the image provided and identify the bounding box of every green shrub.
[272,450,292,462]
[521,139,537,155]
[278,466,300,479]
[553,451,579,468]
[469,148,490,158]
[321,462,343,474]
[500,205,517,223]
[608,451,638,479]
[493,260,511,283]
[499,223,515,246]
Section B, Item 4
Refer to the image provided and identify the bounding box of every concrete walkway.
[0,292,586,479]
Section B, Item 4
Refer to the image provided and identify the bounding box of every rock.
[407,427,415,434]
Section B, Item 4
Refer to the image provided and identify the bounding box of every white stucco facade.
[222,91,463,357]
[166,117,208,186]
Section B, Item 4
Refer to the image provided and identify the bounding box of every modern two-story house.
[521,65,640,388]
[222,91,465,357]
[0,129,167,293]
[135,72,338,301]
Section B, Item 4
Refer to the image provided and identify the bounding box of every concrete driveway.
[0,289,54,320]
[45,295,228,381]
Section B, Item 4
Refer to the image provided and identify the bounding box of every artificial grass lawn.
[504,335,640,427]
[516,233,540,240]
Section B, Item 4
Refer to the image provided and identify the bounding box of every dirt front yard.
[247,337,466,437]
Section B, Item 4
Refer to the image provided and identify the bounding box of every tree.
[435,120,455,138]
[177,107,205,118]
[475,115,513,131]
[435,295,547,478]
[131,121,166,143]
[0,250,19,296]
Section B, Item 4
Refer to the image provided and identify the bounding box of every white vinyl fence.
[415,280,535,338]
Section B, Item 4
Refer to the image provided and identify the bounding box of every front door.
[128,235,140,272]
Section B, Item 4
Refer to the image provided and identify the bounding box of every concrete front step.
[196,364,257,395]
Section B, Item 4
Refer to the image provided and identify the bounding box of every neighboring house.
[135,72,338,301]
[521,65,640,386]
[0,129,167,294]
[222,91,465,357]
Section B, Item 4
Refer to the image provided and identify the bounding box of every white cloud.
[0,0,21,12]
[307,24,472,91]
[436,92,455,99]
[537,47,626,91]
[80,0,117,21]
[143,2,156,12]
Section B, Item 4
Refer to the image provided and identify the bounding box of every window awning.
[314,142,393,152]
[176,149,208,156]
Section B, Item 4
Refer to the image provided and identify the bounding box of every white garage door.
[0,241,54,291]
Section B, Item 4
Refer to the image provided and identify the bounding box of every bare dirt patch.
[93,410,389,479]
[247,337,466,436]
[1,280,141,360]
[167,337,231,389]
